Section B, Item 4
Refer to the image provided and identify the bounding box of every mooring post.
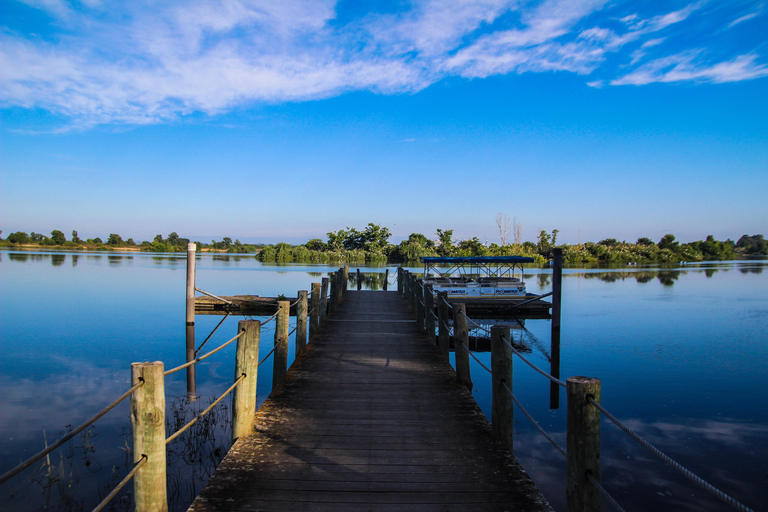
[402,270,410,304]
[424,284,435,343]
[416,279,426,331]
[273,301,290,389]
[186,242,196,326]
[384,269,389,291]
[357,268,362,290]
[343,266,349,294]
[329,272,338,315]
[550,326,561,410]
[567,376,602,512]
[320,277,329,322]
[410,274,418,317]
[491,325,514,454]
[185,324,196,399]
[397,267,403,295]
[437,291,450,361]
[296,290,308,355]
[232,320,260,443]
[552,247,563,331]
[131,361,167,512]
[310,283,321,339]
[453,303,473,391]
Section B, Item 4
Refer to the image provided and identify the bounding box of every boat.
[420,256,534,297]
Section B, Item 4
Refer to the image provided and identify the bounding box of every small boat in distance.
[420,256,534,297]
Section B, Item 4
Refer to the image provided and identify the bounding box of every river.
[0,250,765,511]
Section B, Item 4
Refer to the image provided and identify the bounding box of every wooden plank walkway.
[188,291,552,512]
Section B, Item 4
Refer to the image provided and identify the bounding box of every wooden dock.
[188,291,552,511]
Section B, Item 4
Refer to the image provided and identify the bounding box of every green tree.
[30,232,45,242]
[658,234,679,251]
[537,230,551,254]
[305,238,327,251]
[108,233,124,245]
[436,229,454,256]
[636,237,655,246]
[72,230,81,243]
[7,231,29,244]
[50,230,66,245]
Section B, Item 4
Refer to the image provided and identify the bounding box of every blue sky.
[1,0,766,245]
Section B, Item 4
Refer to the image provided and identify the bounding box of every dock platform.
[188,291,551,511]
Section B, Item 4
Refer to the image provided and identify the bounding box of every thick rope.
[458,342,492,374]
[261,306,281,326]
[195,312,230,355]
[91,455,147,512]
[194,287,232,304]
[166,374,246,445]
[165,331,244,375]
[502,381,567,458]
[0,380,144,485]
[586,397,754,512]
[586,472,627,512]
[258,346,277,367]
[502,334,565,387]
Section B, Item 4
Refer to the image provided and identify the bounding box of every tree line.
[256,224,767,264]
[0,230,264,254]
[2,226,766,263]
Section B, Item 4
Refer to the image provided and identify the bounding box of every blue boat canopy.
[420,256,534,264]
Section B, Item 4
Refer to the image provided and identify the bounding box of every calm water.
[0,251,766,511]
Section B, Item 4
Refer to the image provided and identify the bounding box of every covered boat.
[420,256,534,297]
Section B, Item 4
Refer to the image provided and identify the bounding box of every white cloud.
[726,8,763,29]
[1,0,766,126]
[612,52,768,85]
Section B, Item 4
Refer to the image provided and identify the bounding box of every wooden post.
[232,320,260,443]
[453,303,473,391]
[567,376,602,512]
[550,326,561,410]
[343,266,349,294]
[131,361,167,512]
[186,242,196,326]
[320,277,329,322]
[185,324,196,399]
[397,267,403,295]
[384,269,389,291]
[491,325,514,454]
[417,280,426,332]
[310,283,321,339]
[437,291,450,361]
[552,247,563,331]
[329,272,337,315]
[357,268,362,290]
[424,284,435,343]
[296,290,308,355]
[273,301,290,389]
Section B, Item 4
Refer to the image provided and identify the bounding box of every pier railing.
[399,267,755,512]
[0,261,351,512]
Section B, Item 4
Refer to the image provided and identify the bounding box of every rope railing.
[195,312,230,355]
[194,287,232,304]
[399,272,752,512]
[457,341,493,374]
[0,380,145,485]
[261,306,282,325]
[502,333,565,387]
[258,346,277,367]
[91,455,148,512]
[165,331,244,376]
[502,381,566,458]
[586,397,755,512]
[586,472,626,512]
[166,374,247,445]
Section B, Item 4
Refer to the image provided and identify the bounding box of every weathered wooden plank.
[189,291,552,512]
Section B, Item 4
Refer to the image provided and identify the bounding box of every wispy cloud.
[1,0,766,126]
[612,52,768,85]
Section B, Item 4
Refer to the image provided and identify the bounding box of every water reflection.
[347,270,393,291]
